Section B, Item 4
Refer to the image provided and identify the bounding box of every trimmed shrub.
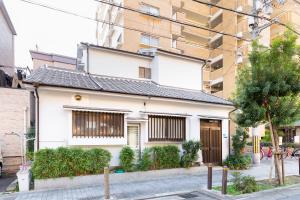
[224,154,251,170]
[152,145,180,169]
[181,140,201,168]
[137,148,152,171]
[232,172,258,194]
[119,146,135,172]
[32,147,111,179]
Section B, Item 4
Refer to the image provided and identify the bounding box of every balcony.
[210,67,223,80]
[210,46,223,58]
[177,40,209,58]
[182,26,210,44]
[180,0,210,24]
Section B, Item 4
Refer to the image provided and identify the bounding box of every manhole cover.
[178,193,198,199]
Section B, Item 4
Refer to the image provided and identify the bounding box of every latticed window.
[72,111,124,137]
[148,115,186,141]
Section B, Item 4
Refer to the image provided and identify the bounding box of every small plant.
[231,172,258,194]
[232,128,248,156]
[119,146,135,172]
[137,148,153,171]
[224,127,251,170]
[224,154,251,170]
[181,140,201,168]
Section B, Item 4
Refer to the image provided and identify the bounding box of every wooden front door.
[200,119,222,164]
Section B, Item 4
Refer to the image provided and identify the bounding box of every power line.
[94,0,251,42]
[193,0,300,36]
[17,0,244,59]
[17,0,244,55]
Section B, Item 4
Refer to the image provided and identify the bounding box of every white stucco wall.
[0,9,14,66]
[151,54,203,90]
[88,48,151,79]
[37,87,232,166]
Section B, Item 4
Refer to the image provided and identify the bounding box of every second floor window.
[139,67,151,79]
[140,34,159,47]
[140,4,160,16]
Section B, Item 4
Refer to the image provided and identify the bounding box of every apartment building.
[96,0,300,100]
[96,0,246,100]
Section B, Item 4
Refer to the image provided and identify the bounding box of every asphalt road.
[0,174,16,192]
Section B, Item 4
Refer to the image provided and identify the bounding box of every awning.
[63,105,132,113]
[198,115,229,120]
[140,111,192,117]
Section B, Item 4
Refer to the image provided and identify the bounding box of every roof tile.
[24,67,233,106]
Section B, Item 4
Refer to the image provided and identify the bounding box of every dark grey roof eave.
[23,81,234,107]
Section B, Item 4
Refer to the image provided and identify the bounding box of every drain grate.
[178,193,198,199]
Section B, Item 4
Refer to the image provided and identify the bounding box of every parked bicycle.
[260,145,272,160]
[282,146,300,159]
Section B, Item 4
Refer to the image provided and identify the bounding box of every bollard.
[207,163,212,190]
[221,166,228,195]
[104,167,110,200]
[281,153,285,184]
[299,157,300,176]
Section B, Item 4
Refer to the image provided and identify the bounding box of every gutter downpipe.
[228,108,238,155]
[34,85,40,151]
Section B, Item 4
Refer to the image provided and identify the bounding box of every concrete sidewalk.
[0,159,298,200]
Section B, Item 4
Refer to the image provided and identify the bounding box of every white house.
[24,43,234,166]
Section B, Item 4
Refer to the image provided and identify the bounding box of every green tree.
[234,31,300,185]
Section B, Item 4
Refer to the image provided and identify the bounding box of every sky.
[4,0,99,67]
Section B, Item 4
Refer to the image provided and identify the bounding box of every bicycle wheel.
[260,151,264,160]
[293,149,300,158]
[282,151,288,159]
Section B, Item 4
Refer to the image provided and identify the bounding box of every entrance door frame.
[200,119,222,165]
[127,123,141,157]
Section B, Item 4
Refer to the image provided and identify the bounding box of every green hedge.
[32,147,111,179]
[152,145,180,169]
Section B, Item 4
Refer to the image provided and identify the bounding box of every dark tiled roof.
[24,67,233,106]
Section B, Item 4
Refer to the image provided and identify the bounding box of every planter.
[34,166,212,190]
[17,167,31,192]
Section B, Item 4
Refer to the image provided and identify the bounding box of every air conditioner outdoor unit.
[138,48,157,56]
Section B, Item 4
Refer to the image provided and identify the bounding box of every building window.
[139,67,151,79]
[140,34,159,47]
[211,59,223,71]
[148,116,186,141]
[210,13,223,29]
[140,4,160,16]
[210,36,223,49]
[72,111,124,137]
[211,82,223,94]
[172,9,177,20]
[172,36,177,48]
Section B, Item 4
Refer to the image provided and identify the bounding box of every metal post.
[104,167,110,200]
[222,166,228,195]
[207,163,212,190]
